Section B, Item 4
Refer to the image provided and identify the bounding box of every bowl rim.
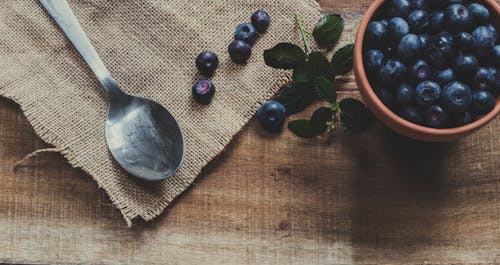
[354,0,500,141]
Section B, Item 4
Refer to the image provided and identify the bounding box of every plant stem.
[295,13,312,54]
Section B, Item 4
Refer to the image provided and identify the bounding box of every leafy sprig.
[263,13,373,138]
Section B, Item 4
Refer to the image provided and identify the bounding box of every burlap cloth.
[0,0,359,224]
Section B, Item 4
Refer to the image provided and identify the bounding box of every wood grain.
[0,1,500,264]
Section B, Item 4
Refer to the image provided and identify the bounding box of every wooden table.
[1,1,500,264]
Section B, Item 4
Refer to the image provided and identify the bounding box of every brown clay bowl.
[354,0,500,142]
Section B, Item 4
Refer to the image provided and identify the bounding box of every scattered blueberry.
[408,10,430,34]
[398,34,422,61]
[228,40,252,64]
[365,21,388,48]
[234,22,257,45]
[410,59,432,83]
[434,68,455,87]
[453,112,473,126]
[399,105,424,125]
[429,11,445,34]
[453,54,479,80]
[195,51,219,77]
[396,83,414,105]
[455,32,474,53]
[251,10,271,33]
[388,17,410,44]
[387,0,411,18]
[472,67,495,90]
[444,4,473,33]
[472,90,495,114]
[425,105,449,128]
[441,81,472,113]
[192,80,215,104]
[363,49,386,78]
[257,100,286,132]
[425,32,455,69]
[415,80,441,107]
[468,3,490,25]
[379,59,407,86]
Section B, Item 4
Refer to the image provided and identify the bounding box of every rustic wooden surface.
[1,1,500,264]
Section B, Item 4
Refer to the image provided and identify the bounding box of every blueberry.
[408,10,430,34]
[379,59,407,86]
[192,80,215,104]
[453,55,478,80]
[444,4,473,33]
[388,0,411,18]
[472,67,495,90]
[415,80,441,107]
[425,32,455,69]
[363,49,386,78]
[491,67,500,94]
[228,40,252,64]
[399,105,424,125]
[397,34,422,61]
[455,32,474,53]
[234,23,257,45]
[410,0,429,11]
[380,19,389,27]
[468,3,490,25]
[365,21,388,48]
[472,26,497,50]
[453,111,473,126]
[419,34,430,49]
[430,0,464,9]
[396,83,414,105]
[251,10,271,33]
[434,68,455,87]
[376,87,396,109]
[257,100,286,132]
[472,90,495,114]
[410,59,432,83]
[425,105,449,128]
[493,45,500,68]
[388,17,410,44]
[195,51,219,77]
[429,11,445,34]
[441,81,472,113]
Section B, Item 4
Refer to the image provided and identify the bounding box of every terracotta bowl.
[354,0,500,142]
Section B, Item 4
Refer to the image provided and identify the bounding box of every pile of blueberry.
[192,10,271,104]
[363,0,499,128]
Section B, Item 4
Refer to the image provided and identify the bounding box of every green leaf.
[310,107,333,134]
[312,14,344,49]
[314,76,337,103]
[275,81,315,115]
[263,43,307,70]
[288,120,316,138]
[292,62,311,82]
[339,98,373,134]
[308,52,335,83]
[331,44,354,76]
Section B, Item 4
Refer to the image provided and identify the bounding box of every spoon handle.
[40,0,121,96]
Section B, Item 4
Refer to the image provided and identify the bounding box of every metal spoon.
[40,0,185,181]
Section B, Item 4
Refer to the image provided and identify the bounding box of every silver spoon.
[40,0,185,181]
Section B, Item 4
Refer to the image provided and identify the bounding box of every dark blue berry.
[472,90,495,114]
[472,67,495,90]
[419,34,430,49]
[444,4,473,33]
[434,68,455,87]
[376,87,396,109]
[397,34,422,61]
[455,32,474,53]
[453,55,479,80]
[410,59,432,83]
[410,0,429,11]
[192,80,215,104]
[472,26,497,50]
[399,105,424,125]
[388,17,410,44]
[363,49,385,78]
[234,23,257,45]
[425,32,455,69]
[415,80,441,107]
[491,67,500,94]
[195,51,219,77]
[425,105,449,128]
[365,21,388,48]
[379,59,407,86]
[430,0,464,9]
[257,100,286,132]
[441,81,472,113]
[453,111,473,126]
[228,40,252,64]
[396,83,414,105]
[388,0,412,18]
[493,45,500,68]
[468,3,490,25]
[429,11,445,34]
[251,10,271,33]
[408,10,430,34]
[380,19,389,27]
